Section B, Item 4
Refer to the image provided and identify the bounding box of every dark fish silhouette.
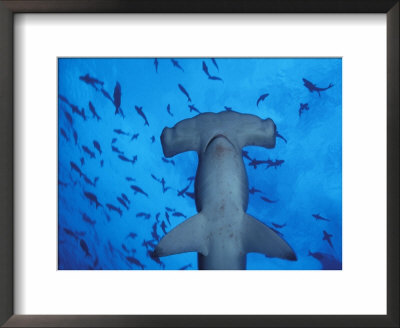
[134,106,149,126]
[80,157,85,166]
[171,59,184,72]
[84,191,102,208]
[82,174,99,187]
[93,256,99,268]
[58,94,70,105]
[150,136,156,143]
[142,239,157,249]
[154,58,158,73]
[260,196,277,203]
[248,158,270,169]
[189,104,201,114]
[126,255,145,270]
[79,73,104,90]
[299,103,310,117]
[58,180,68,187]
[60,128,69,142]
[151,223,160,242]
[249,186,262,194]
[160,220,167,234]
[312,214,330,222]
[151,174,171,193]
[82,213,96,226]
[113,129,129,136]
[73,129,78,145]
[80,239,91,257]
[107,240,115,255]
[63,228,78,241]
[202,62,223,82]
[322,230,334,248]
[266,159,284,169]
[224,106,232,112]
[209,75,223,82]
[303,78,333,96]
[70,104,86,120]
[106,203,123,217]
[126,232,138,240]
[101,88,114,103]
[126,177,136,182]
[64,111,73,125]
[178,84,191,102]
[185,191,195,199]
[130,185,148,197]
[155,212,160,223]
[166,104,173,116]
[89,101,101,120]
[179,264,193,270]
[161,157,175,166]
[117,197,129,210]
[121,193,130,204]
[211,58,219,71]
[100,160,104,167]
[93,140,102,155]
[256,93,269,107]
[272,222,286,229]
[118,154,137,165]
[177,183,191,197]
[136,212,151,220]
[111,138,117,144]
[130,133,139,141]
[172,211,187,218]
[165,207,175,212]
[275,131,287,144]
[122,243,129,253]
[70,161,83,177]
[112,146,124,155]
[308,250,342,270]
[82,145,96,159]
[164,211,170,225]
[202,61,210,76]
[113,82,122,115]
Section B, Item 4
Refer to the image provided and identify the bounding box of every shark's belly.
[194,136,249,269]
[195,136,249,217]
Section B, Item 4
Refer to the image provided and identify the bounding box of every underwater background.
[58,58,342,270]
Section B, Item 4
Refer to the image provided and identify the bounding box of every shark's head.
[161,111,276,157]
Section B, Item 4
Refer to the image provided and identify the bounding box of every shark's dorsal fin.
[242,214,297,261]
[155,213,208,257]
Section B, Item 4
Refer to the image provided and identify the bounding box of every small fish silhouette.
[256,93,269,107]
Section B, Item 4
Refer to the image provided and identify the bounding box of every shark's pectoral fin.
[155,213,208,257]
[242,214,297,261]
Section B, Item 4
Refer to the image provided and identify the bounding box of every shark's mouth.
[204,134,235,153]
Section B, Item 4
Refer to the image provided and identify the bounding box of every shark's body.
[155,111,296,269]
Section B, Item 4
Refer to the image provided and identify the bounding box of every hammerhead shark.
[154,111,296,270]
[302,78,333,96]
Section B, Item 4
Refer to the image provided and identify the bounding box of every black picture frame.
[0,1,398,327]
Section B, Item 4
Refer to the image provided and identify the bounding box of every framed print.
[0,1,398,327]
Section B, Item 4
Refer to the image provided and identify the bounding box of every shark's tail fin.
[242,214,297,261]
[154,213,208,257]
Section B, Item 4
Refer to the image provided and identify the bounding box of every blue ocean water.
[58,58,342,270]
